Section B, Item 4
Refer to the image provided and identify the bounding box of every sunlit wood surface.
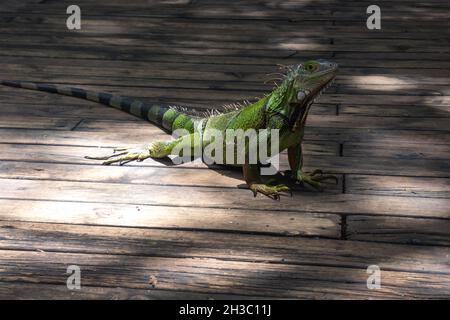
[0,0,449,299]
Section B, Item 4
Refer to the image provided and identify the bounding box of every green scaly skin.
[1,59,338,200]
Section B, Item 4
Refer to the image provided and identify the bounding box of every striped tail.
[1,80,198,134]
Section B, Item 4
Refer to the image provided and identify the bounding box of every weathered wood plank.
[336,84,450,96]
[0,83,266,104]
[0,36,450,54]
[0,44,304,64]
[0,90,239,111]
[346,175,450,199]
[0,198,341,238]
[0,159,242,186]
[308,115,450,131]
[305,128,450,145]
[0,126,172,147]
[0,282,254,300]
[1,220,449,274]
[311,156,450,177]
[2,40,450,80]
[0,139,448,177]
[1,9,446,31]
[2,1,449,26]
[0,102,141,121]
[2,53,450,80]
[1,0,449,301]
[0,5,332,21]
[2,33,449,53]
[339,104,450,118]
[0,102,336,120]
[347,215,450,246]
[0,56,282,85]
[1,179,449,218]
[2,23,449,44]
[3,47,450,80]
[323,94,450,107]
[0,141,339,165]
[0,8,447,36]
[1,249,449,299]
[0,116,78,130]
[1,138,450,178]
[0,158,343,193]
[344,142,450,161]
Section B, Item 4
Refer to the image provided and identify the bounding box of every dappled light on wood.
[0,0,449,299]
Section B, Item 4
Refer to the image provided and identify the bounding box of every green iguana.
[1,59,338,200]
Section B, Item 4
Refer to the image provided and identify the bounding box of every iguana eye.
[304,62,316,72]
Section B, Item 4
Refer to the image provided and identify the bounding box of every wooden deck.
[0,0,449,299]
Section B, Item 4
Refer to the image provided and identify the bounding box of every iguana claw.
[294,170,338,191]
[249,183,292,200]
[85,148,151,165]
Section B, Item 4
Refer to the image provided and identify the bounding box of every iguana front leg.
[243,163,290,200]
[288,144,338,190]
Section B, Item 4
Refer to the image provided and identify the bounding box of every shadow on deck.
[0,0,449,299]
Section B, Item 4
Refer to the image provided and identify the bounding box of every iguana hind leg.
[85,141,172,165]
[86,132,202,165]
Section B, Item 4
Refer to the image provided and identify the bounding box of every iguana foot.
[86,141,172,165]
[294,169,338,191]
[249,183,291,200]
[85,147,151,165]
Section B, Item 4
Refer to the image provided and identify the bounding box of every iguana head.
[267,59,338,131]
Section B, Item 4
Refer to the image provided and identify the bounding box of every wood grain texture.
[346,175,450,198]
[0,198,341,238]
[0,282,258,300]
[1,249,449,299]
[0,0,449,299]
[0,178,448,218]
[346,215,450,246]
[1,221,449,274]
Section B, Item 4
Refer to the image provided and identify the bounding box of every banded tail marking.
[1,80,199,134]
